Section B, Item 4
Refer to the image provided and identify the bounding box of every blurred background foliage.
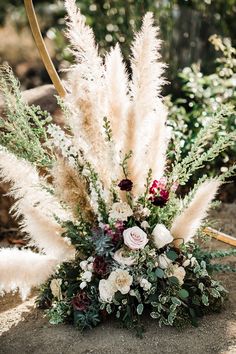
[0,0,236,92]
[0,0,235,196]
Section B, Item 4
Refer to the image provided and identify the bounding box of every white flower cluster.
[99,269,133,303]
[47,124,78,165]
[109,202,133,222]
[79,257,94,289]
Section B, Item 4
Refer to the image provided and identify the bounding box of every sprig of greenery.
[120,151,132,179]
[103,117,113,142]
[169,105,236,186]
[0,65,53,167]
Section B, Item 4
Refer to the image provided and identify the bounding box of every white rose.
[109,269,133,294]
[80,281,87,289]
[80,260,88,271]
[140,278,151,291]
[166,265,186,285]
[123,226,148,250]
[113,248,136,266]
[152,224,173,249]
[158,254,172,269]
[82,270,92,282]
[109,202,133,221]
[99,279,115,303]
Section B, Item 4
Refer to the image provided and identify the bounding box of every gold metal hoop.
[24,0,66,98]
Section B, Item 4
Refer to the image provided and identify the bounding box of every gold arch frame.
[24,0,66,98]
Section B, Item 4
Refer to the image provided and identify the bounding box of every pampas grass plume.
[171,179,221,246]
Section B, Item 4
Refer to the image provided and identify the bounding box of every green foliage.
[193,245,236,273]
[61,221,93,254]
[46,301,71,325]
[169,105,236,185]
[0,65,53,167]
[103,117,113,142]
[168,36,236,181]
[74,307,100,330]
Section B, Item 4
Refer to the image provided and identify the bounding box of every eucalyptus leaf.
[166,250,178,261]
[178,289,189,299]
[137,303,144,315]
[168,276,179,286]
[150,312,160,319]
[155,268,165,278]
[171,297,182,306]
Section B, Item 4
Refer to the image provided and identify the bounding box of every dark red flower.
[118,179,133,191]
[160,189,169,201]
[72,291,90,312]
[93,256,108,276]
[151,196,168,208]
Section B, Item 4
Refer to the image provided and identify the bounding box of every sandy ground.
[0,204,235,354]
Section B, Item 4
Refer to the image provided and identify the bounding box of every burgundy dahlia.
[151,196,168,208]
[93,256,108,276]
[72,291,90,312]
[118,179,133,191]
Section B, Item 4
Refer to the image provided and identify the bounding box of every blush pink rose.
[123,226,148,250]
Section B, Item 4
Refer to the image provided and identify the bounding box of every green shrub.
[168,35,236,182]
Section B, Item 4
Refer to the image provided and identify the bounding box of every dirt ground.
[0,204,235,354]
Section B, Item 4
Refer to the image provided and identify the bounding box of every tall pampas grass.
[147,109,169,180]
[123,12,167,194]
[104,44,129,154]
[0,148,74,260]
[171,179,221,245]
[0,248,58,300]
[130,12,165,119]
[64,0,112,190]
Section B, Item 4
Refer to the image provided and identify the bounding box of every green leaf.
[148,271,157,281]
[150,312,160,319]
[171,297,182,306]
[137,303,144,315]
[155,268,165,278]
[168,312,175,325]
[178,289,189,299]
[106,304,112,314]
[211,289,221,298]
[202,294,209,306]
[198,282,204,292]
[168,276,179,286]
[166,250,178,261]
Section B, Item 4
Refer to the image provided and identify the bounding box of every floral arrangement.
[0,0,235,334]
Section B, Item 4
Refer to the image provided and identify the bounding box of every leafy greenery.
[0,65,53,167]
[168,36,236,182]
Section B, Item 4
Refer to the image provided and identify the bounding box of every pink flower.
[149,178,167,194]
[171,181,179,192]
[123,226,148,250]
[158,177,167,190]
